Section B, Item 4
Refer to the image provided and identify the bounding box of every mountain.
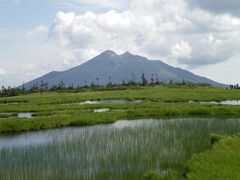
[23,50,225,89]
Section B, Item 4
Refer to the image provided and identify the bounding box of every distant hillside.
[23,50,225,89]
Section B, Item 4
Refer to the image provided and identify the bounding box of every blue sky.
[0,1,52,29]
[0,0,240,86]
[0,0,119,29]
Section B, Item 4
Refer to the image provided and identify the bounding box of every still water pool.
[0,118,240,179]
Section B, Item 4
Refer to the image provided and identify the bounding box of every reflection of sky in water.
[79,101,100,105]
[0,120,153,150]
[0,132,51,149]
[0,127,85,150]
[111,120,155,128]
[0,113,14,115]
[190,100,240,105]
[220,100,240,105]
[18,113,33,118]
[94,108,109,113]
[0,113,33,118]
[79,99,142,105]
[1,118,240,150]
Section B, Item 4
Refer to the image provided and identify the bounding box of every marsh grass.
[1,118,240,179]
[186,135,240,179]
[1,85,240,133]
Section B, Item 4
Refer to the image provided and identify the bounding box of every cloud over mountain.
[48,0,240,68]
[1,0,240,87]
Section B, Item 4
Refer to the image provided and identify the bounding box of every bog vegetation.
[1,119,240,179]
[1,84,240,133]
[186,134,240,179]
[0,84,240,179]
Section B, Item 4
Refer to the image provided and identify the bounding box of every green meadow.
[186,134,240,180]
[1,84,240,133]
[1,84,240,179]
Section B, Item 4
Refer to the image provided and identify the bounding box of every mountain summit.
[23,50,225,89]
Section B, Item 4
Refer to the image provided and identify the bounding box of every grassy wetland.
[186,134,240,179]
[1,118,240,179]
[1,84,240,133]
[1,84,240,179]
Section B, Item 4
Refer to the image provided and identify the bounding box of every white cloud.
[0,68,6,76]
[55,0,127,10]
[21,64,37,76]
[3,0,240,86]
[171,41,192,59]
[26,25,48,38]
[46,0,240,68]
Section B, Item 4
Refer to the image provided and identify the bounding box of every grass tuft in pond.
[1,118,240,179]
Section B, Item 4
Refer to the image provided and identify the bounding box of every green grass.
[0,85,240,133]
[1,118,240,179]
[186,135,240,180]
[1,85,240,179]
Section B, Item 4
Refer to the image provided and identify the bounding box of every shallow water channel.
[0,118,240,179]
[0,112,33,118]
[190,100,240,105]
[78,99,142,105]
[18,113,33,118]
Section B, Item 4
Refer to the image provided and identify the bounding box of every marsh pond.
[1,118,240,179]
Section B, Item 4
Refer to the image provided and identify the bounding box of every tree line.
[0,73,212,97]
[229,84,240,90]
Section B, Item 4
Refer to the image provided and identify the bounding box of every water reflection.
[1,118,240,150]
[1,118,240,179]
[94,108,110,113]
[190,100,240,105]
[18,113,33,118]
[79,99,142,105]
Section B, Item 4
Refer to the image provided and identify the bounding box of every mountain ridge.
[22,50,226,89]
